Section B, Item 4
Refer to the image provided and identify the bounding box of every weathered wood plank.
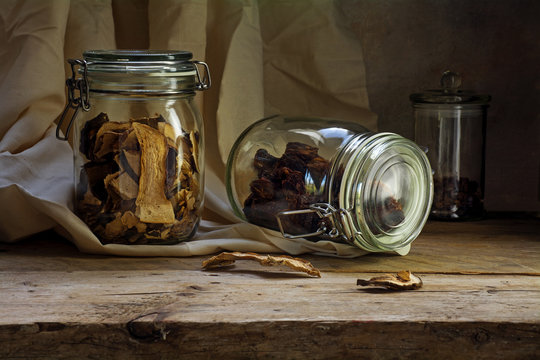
[1,269,539,324]
[1,321,539,360]
[1,218,538,275]
[0,218,539,359]
[315,218,540,275]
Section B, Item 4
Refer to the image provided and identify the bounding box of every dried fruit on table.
[75,112,201,245]
[202,251,322,278]
[356,270,423,290]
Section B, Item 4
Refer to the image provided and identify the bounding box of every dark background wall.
[341,0,540,212]
[113,0,540,213]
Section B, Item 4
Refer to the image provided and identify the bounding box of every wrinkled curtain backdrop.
[0,0,378,257]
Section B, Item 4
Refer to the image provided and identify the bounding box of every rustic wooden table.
[1,217,539,359]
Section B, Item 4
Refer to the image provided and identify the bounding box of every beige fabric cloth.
[0,0,382,257]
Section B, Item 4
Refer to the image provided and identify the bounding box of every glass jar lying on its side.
[57,50,210,245]
[226,115,433,254]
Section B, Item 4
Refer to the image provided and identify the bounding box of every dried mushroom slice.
[119,128,139,151]
[158,122,177,142]
[356,270,423,290]
[202,252,322,278]
[80,112,108,160]
[104,213,125,238]
[190,131,200,173]
[82,190,101,206]
[177,131,200,174]
[93,122,131,159]
[77,112,200,245]
[116,149,141,181]
[121,211,147,233]
[131,114,166,130]
[132,122,175,224]
[83,161,119,202]
[104,170,139,201]
[165,145,178,197]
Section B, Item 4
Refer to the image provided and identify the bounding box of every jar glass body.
[414,104,487,220]
[226,115,433,252]
[70,51,206,245]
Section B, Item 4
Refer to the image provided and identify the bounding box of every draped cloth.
[0,0,379,257]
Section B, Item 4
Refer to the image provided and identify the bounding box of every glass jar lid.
[77,49,210,96]
[410,71,490,106]
[56,50,210,141]
[338,133,433,252]
[83,50,197,75]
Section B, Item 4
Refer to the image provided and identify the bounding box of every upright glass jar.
[412,71,490,220]
[57,50,210,245]
[226,115,433,253]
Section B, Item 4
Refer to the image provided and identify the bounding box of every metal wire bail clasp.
[276,203,342,240]
[56,59,90,141]
[193,61,211,91]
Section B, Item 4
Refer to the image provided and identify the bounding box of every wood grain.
[0,218,539,359]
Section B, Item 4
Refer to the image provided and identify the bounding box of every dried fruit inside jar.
[76,112,201,245]
[431,176,483,219]
[242,142,405,239]
[227,115,433,253]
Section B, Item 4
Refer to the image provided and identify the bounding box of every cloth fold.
[0,0,377,258]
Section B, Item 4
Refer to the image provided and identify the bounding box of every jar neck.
[329,132,433,252]
[87,72,198,96]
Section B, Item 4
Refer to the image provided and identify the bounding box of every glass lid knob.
[440,70,462,93]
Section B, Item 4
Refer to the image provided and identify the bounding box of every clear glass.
[414,105,486,220]
[226,115,433,252]
[71,51,205,245]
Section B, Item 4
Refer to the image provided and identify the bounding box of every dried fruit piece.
[83,161,119,202]
[132,122,175,224]
[356,270,423,290]
[158,122,176,142]
[116,149,141,181]
[104,170,138,200]
[104,213,125,238]
[131,114,166,129]
[189,131,200,173]
[244,142,405,240]
[202,252,321,278]
[76,112,201,245]
[93,121,131,159]
[80,112,108,160]
[243,143,330,237]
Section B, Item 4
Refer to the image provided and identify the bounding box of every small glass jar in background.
[226,115,433,253]
[57,50,210,245]
[411,71,490,220]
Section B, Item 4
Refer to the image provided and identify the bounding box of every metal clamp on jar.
[226,115,433,254]
[411,71,490,220]
[57,50,210,245]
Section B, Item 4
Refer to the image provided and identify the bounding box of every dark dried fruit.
[432,176,483,219]
[243,142,329,237]
[243,142,405,240]
[80,112,108,160]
